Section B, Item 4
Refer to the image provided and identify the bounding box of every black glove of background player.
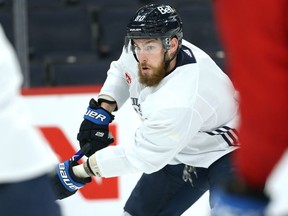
[77,98,114,157]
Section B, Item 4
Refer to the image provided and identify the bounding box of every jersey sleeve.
[98,47,130,109]
[95,106,203,177]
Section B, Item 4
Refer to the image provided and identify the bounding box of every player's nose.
[137,51,148,62]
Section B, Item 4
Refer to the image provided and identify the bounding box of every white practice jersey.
[0,25,57,182]
[96,39,239,177]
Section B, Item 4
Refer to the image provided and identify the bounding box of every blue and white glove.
[77,98,114,157]
[211,179,269,216]
[51,147,92,200]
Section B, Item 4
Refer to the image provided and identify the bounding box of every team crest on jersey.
[125,72,132,85]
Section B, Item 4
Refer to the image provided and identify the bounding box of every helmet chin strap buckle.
[164,38,171,50]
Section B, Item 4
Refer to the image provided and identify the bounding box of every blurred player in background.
[0,24,62,216]
[52,4,240,215]
[212,0,288,215]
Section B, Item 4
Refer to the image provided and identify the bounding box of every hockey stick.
[70,143,91,162]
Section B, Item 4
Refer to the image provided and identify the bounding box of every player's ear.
[169,37,178,54]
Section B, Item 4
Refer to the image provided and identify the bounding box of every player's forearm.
[98,94,117,112]
[73,145,140,178]
[72,155,101,178]
[100,102,117,113]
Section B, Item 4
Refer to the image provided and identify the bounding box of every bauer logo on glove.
[57,161,86,192]
[77,98,115,157]
[84,106,113,125]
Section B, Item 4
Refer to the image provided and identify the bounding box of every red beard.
[138,61,166,87]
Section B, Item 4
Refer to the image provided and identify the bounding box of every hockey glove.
[211,179,269,216]
[77,98,114,157]
[51,159,91,200]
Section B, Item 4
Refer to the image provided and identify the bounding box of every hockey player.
[0,25,62,216]
[211,0,288,215]
[53,4,240,215]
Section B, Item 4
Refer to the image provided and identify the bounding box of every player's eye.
[145,45,154,51]
[132,45,140,52]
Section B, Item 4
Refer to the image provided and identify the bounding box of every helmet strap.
[163,43,180,74]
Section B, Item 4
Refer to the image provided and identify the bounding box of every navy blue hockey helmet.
[125,4,183,52]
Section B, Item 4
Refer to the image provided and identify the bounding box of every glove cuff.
[57,160,91,193]
[84,106,114,125]
[88,98,115,121]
